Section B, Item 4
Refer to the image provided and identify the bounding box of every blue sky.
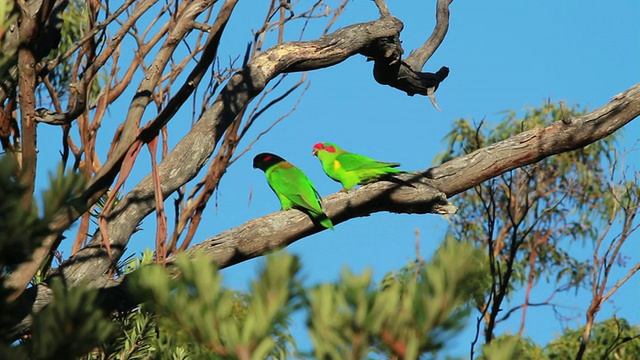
[38,0,640,357]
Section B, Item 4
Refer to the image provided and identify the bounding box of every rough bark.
[186,175,455,267]
[4,83,639,339]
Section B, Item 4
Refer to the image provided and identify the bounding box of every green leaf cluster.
[126,253,302,359]
[0,157,47,274]
[483,318,640,360]
[28,279,118,359]
[101,306,158,360]
[1,279,118,360]
[0,158,85,288]
[308,239,488,359]
[87,240,488,359]
[438,102,619,294]
[546,317,640,360]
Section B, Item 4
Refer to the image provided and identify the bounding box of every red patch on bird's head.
[313,143,324,150]
[263,155,273,162]
[325,145,336,153]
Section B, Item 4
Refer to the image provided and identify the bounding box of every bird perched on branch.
[253,153,333,230]
[312,142,404,191]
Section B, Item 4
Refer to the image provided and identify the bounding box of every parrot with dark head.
[312,142,403,191]
[253,152,333,230]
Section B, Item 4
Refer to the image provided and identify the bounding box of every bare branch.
[373,0,391,18]
[405,0,453,71]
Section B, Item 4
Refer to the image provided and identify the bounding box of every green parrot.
[253,152,334,230]
[312,142,403,191]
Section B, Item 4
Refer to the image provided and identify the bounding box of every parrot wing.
[336,153,401,171]
[268,165,323,214]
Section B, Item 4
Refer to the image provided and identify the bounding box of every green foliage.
[435,103,625,342]
[472,318,640,360]
[479,334,544,360]
[121,248,156,275]
[478,335,522,360]
[0,158,85,282]
[127,252,301,359]
[101,307,157,360]
[308,239,488,359]
[27,279,118,359]
[438,102,618,288]
[0,157,46,273]
[100,241,489,359]
[545,317,640,359]
[0,158,87,355]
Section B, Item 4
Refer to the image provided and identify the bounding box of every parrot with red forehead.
[312,142,403,191]
[253,152,334,230]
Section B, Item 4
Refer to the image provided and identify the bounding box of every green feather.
[313,142,404,191]
[254,153,334,230]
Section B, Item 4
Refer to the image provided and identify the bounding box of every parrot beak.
[312,149,318,157]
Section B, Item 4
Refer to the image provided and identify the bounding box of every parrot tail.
[319,215,335,230]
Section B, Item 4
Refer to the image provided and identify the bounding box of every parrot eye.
[263,155,272,162]
[313,143,324,150]
[325,146,336,153]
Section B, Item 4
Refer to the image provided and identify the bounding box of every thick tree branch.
[185,176,455,268]
[3,83,639,340]
[426,84,640,197]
